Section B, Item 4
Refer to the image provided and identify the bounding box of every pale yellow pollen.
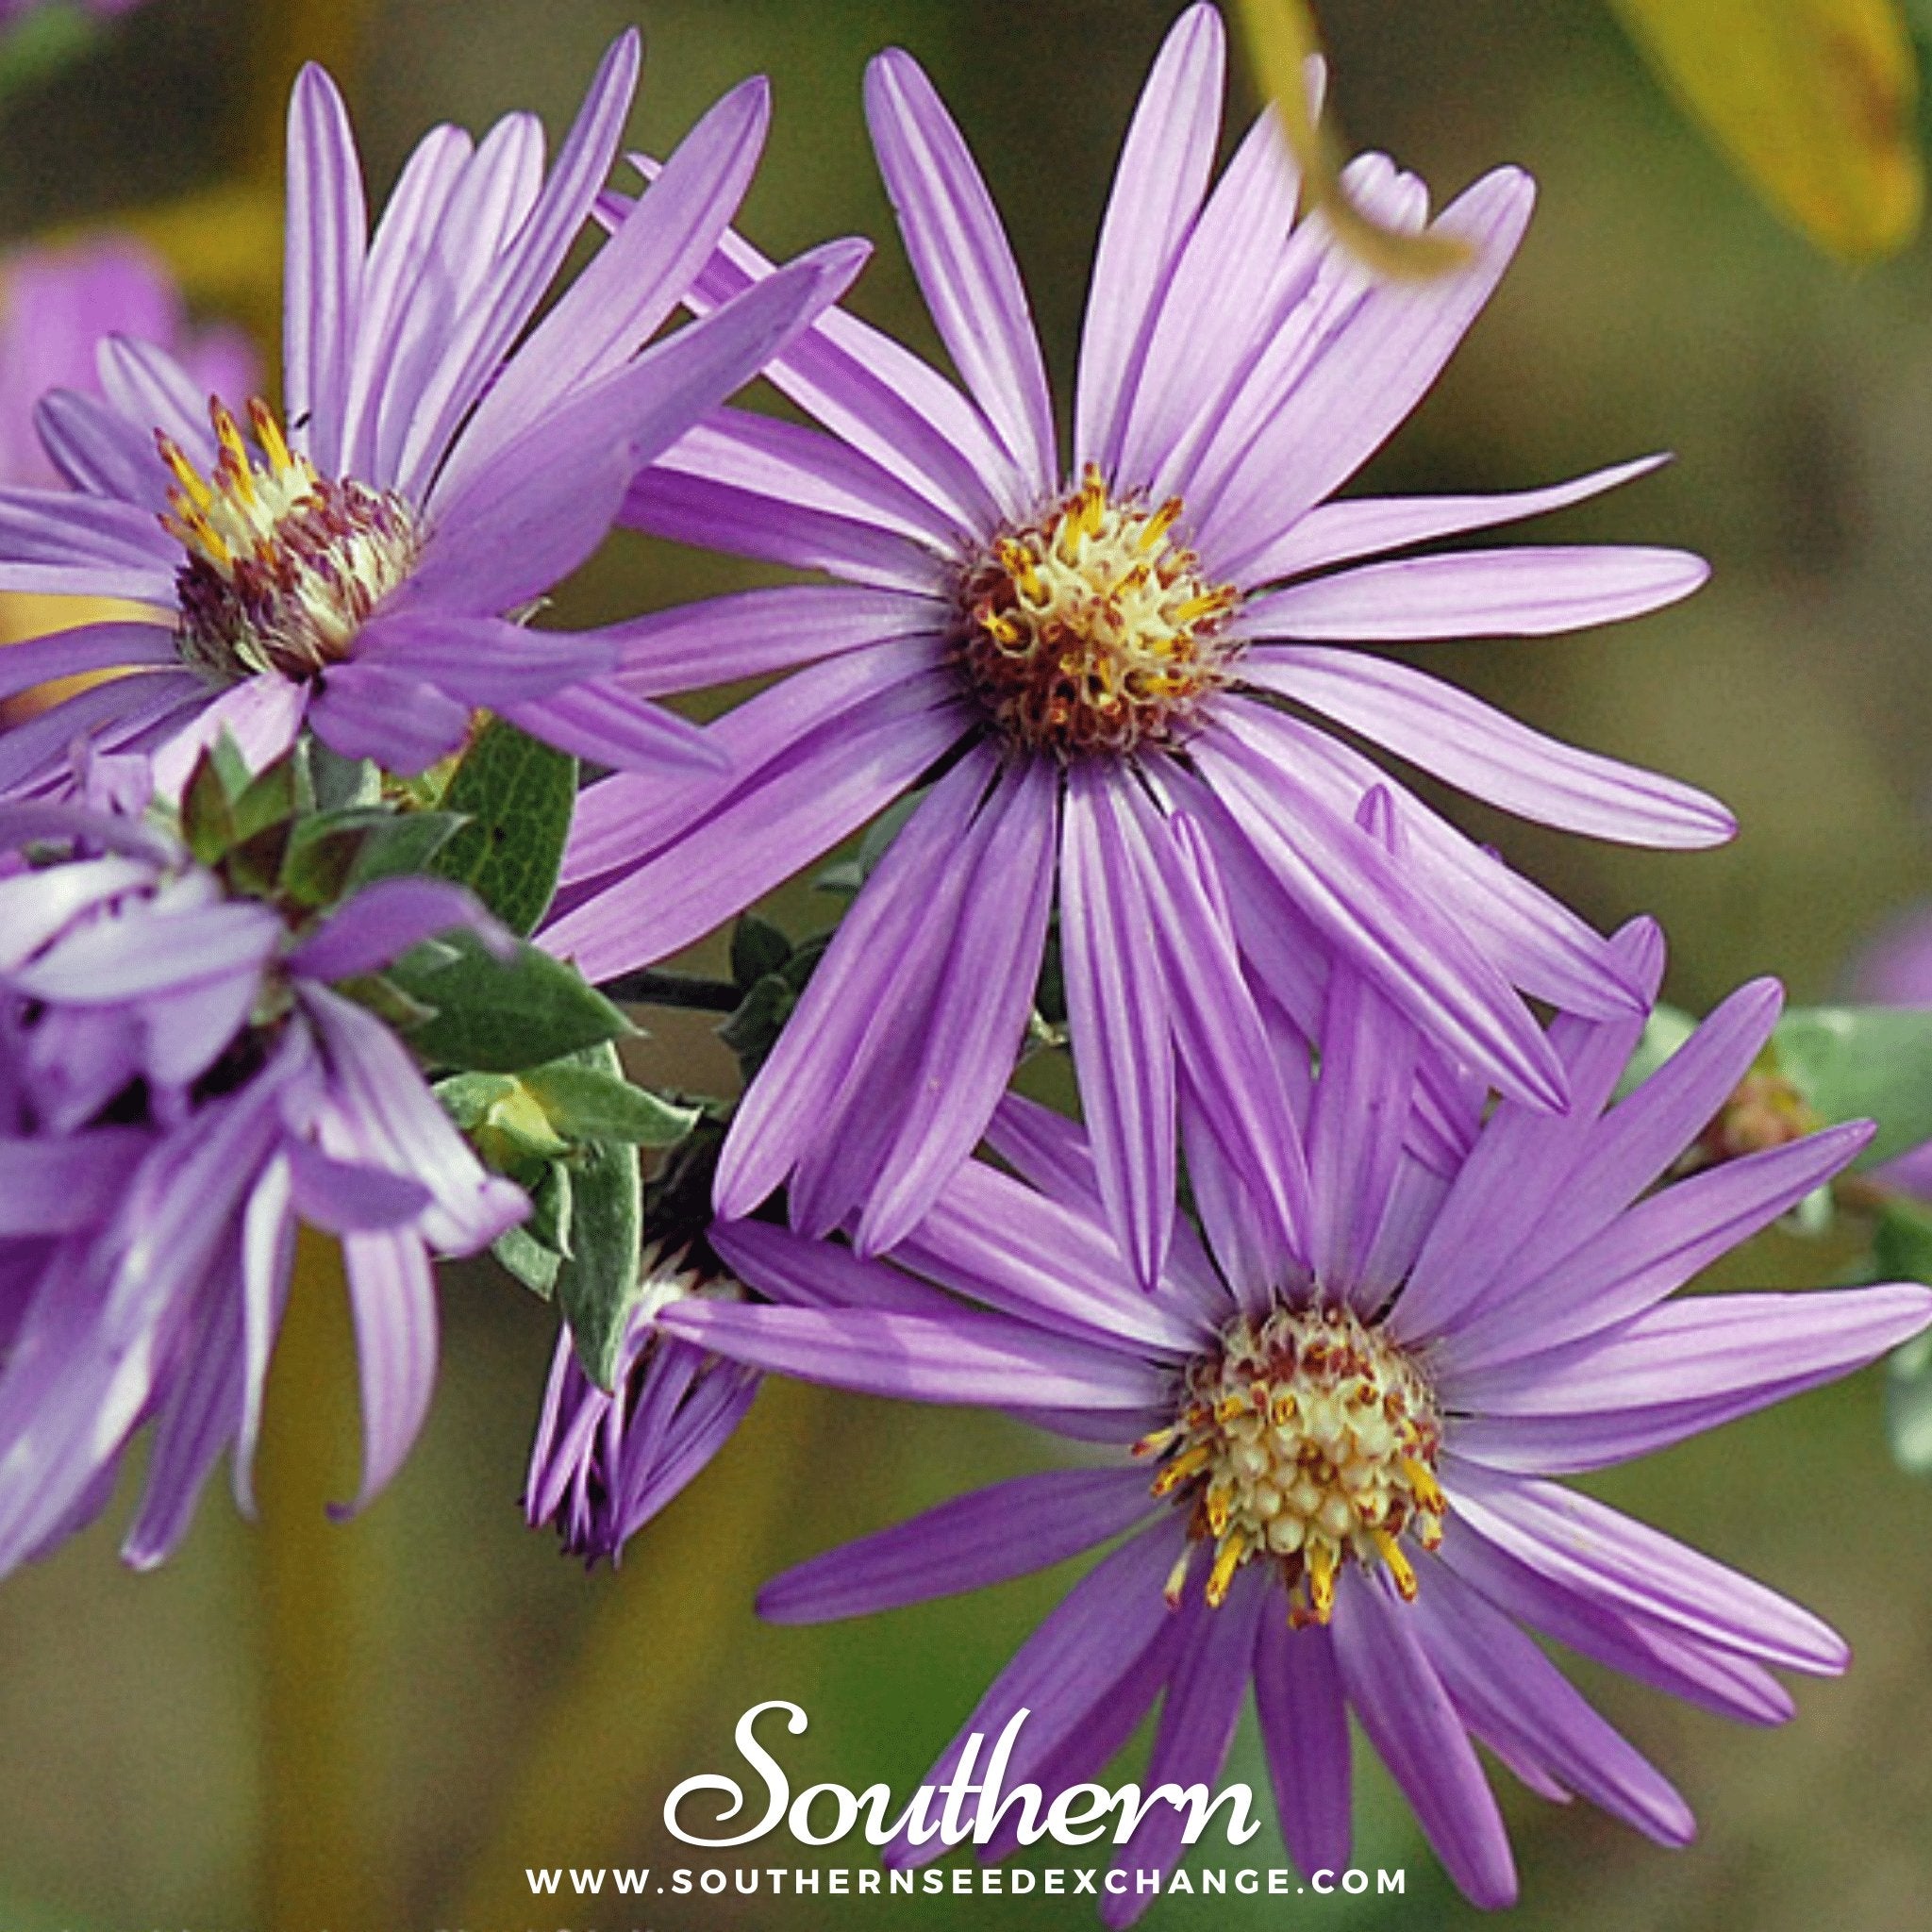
[1147,1301,1445,1624]
[160,395,421,686]
[956,462,1239,758]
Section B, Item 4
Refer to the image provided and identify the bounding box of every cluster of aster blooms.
[3,5,1931,1916]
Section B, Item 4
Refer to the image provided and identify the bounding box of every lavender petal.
[758,1467,1159,1624]
[864,49,1057,490]
[1075,2,1224,471]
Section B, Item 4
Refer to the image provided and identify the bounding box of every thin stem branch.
[600,968,744,1014]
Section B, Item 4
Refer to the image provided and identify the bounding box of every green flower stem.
[600,968,746,1014]
[451,1377,828,1928]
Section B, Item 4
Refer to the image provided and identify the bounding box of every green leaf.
[232,754,303,844]
[780,932,828,991]
[522,1061,703,1147]
[278,807,467,910]
[224,818,295,898]
[179,744,238,865]
[1773,1005,1932,1167]
[310,744,380,811]
[730,914,792,990]
[553,1046,646,1391]
[335,973,437,1033]
[388,932,632,1073]
[1888,1330,1932,1474]
[428,720,577,936]
[493,1222,561,1298]
[526,1159,575,1258]
[346,809,470,890]
[1614,1002,1699,1099]
[718,973,794,1076]
[433,1073,519,1132]
[1872,1195,1932,1282]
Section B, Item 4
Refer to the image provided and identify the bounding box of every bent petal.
[307,659,471,775]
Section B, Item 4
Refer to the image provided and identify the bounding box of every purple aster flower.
[653,905,1931,1914]
[524,1241,758,1565]
[0,774,525,1574]
[0,34,866,798]
[545,3,1729,1289]
[0,237,254,494]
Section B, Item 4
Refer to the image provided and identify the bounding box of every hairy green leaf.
[429,720,577,936]
[522,1062,703,1147]
[553,1045,646,1391]
[493,1222,562,1298]
[389,933,632,1073]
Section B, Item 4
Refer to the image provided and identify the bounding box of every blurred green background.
[5,1,1932,1927]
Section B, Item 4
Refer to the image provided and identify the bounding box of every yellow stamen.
[1206,1533,1247,1608]
[1175,589,1235,625]
[1205,1484,1234,1538]
[249,396,294,474]
[1401,1457,1444,1512]
[1150,1443,1213,1498]
[158,435,213,511]
[1372,1529,1418,1602]
[1307,1545,1336,1624]
[1138,497,1183,550]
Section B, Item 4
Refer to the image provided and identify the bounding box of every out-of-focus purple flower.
[0,35,866,797]
[658,907,1930,1915]
[524,1242,758,1564]
[0,776,525,1574]
[0,237,255,492]
[546,2,1728,1290]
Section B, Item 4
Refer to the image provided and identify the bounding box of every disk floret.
[162,397,421,685]
[956,463,1238,758]
[1140,1302,1445,1624]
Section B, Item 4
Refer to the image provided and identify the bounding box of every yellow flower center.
[1139,1303,1445,1624]
[956,464,1238,757]
[160,398,420,684]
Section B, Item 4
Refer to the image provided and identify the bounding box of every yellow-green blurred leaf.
[1235,0,1473,279]
[1608,0,1923,260]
